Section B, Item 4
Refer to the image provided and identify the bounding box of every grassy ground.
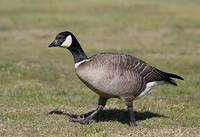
[0,0,200,136]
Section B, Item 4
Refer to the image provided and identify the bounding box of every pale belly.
[76,68,140,98]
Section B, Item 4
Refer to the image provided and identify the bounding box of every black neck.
[67,41,88,63]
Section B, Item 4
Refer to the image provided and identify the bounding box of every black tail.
[164,72,184,86]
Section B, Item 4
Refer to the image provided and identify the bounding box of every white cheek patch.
[61,35,72,48]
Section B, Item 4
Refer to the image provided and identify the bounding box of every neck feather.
[68,42,88,63]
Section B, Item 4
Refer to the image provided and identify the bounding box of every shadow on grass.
[49,108,167,125]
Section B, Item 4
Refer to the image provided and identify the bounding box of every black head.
[49,31,78,48]
[48,31,88,63]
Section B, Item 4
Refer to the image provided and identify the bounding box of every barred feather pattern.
[75,53,181,99]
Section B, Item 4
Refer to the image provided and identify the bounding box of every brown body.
[75,53,171,100]
[49,31,184,126]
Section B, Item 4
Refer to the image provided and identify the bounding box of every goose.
[48,31,184,126]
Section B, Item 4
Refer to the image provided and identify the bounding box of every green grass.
[0,0,200,136]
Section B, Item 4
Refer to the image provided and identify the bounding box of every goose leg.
[70,96,107,124]
[127,103,137,127]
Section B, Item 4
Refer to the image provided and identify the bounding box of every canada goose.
[48,31,184,126]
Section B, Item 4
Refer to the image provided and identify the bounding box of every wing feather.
[90,53,182,85]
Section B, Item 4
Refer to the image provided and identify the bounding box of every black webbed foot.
[69,116,93,124]
[129,121,137,127]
